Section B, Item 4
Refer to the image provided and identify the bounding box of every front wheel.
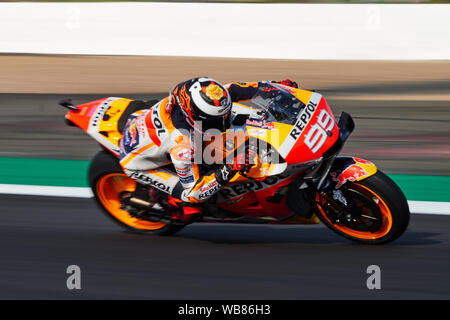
[315,170,410,244]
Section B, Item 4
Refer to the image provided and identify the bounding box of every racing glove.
[276,79,298,88]
[215,142,258,186]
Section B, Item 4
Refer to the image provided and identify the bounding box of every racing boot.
[120,182,164,212]
[167,195,202,223]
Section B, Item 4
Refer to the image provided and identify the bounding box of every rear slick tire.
[89,150,185,235]
[315,170,410,244]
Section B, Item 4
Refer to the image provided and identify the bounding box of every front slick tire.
[316,171,410,244]
[89,150,185,235]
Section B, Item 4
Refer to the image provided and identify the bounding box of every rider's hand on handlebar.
[215,143,258,186]
[232,145,258,174]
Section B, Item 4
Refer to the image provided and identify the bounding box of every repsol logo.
[219,173,290,200]
[289,100,318,140]
[152,108,166,137]
[198,182,221,200]
[129,172,171,193]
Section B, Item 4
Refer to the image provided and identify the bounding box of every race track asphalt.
[0,194,449,300]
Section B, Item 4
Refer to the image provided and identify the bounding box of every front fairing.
[229,84,339,178]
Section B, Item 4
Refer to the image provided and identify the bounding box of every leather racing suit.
[119,82,276,204]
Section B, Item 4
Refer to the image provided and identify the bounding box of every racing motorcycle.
[60,82,409,244]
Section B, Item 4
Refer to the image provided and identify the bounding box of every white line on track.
[406,201,450,215]
[0,184,93,198]
[0,184,449,215]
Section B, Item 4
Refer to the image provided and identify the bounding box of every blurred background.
[1,58,449,175]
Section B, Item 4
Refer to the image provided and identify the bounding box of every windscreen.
[244,82,306,125]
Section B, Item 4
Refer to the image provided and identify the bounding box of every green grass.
[388,174,450,202]
[0,157,90,188]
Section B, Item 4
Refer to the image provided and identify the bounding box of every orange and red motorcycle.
[60,82,409,244]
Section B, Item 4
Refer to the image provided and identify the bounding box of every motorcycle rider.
[119,77,298,219]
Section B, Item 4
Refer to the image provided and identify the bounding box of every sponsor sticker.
[123,117,140,153]
[175,167,190,177]
[289,100,318,140]
[180,175,195,185]
[198,180,221,200]
[176,148,194,161]
[278,92,322,158]
[137,113,148,136]
[331,164,369,189]
[151,108,167,137]
[129,171,172,193]
[205,84,224,100]
[245,118,275,130]
[176,167,195,185]
[219,172,290,200]
[200,180,218,193]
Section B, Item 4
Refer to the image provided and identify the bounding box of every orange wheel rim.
[96,173,167,230]
[316,184,393,240]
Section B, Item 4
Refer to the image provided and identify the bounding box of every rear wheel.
[89,150,185,235]
[315,170,409,244]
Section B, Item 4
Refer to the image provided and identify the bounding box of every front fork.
[289,111,377,221]
[311,155,378,225]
